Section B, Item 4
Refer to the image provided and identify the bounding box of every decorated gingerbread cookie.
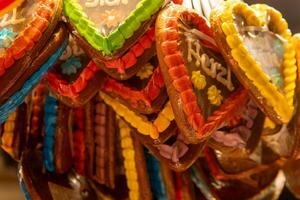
[210,1,297,124]
[156,4,247,144]
[63,0,166,60]
[83,25,157,80]
[0,0,68,124]
[102,60,167,114]
[262,34,300,159]
[46,35,106,107]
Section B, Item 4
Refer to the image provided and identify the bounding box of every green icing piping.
[64,0,164,55]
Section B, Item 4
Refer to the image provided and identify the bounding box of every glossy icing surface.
[79,0,141,36]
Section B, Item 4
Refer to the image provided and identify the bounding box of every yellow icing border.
[220,1,297,123]
[1,111,17,156]
[119,119,139,200]
[99,92,174,139]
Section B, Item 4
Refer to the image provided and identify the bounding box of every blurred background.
[0,0,298,199]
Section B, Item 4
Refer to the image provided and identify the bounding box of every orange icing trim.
[102,66,165,109]
[0,0,57,76]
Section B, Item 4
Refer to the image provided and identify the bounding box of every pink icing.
[156,134,190,163]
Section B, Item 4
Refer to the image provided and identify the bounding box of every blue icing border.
[43,95,58,172]
[0,39,68,124]
[144,149,168,200]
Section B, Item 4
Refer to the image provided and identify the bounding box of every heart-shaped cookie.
[63,0,166,58]
[210,1,297,124]
[156,4,247,143]
[0,24,68,124]
[262,34,300,159]
[0,0,62,104]
[73,25,157,80]
[46,35,105,107]
[102,62,167,114]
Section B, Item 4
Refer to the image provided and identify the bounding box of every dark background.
[246,0,300,33]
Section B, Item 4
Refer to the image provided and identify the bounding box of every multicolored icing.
[211,1,297,124]
[43,95,58,172]
[63,0,164,55]
[102,65,166,114]
[94,26,155,78]
[156,4,247,143]
[0,0,60,76]
[0,38,67,124]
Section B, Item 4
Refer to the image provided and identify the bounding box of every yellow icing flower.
[136,63,154,80]
[207,86,223,106]
[191,70,206,90]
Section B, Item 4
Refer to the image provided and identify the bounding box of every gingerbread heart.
[63,0,165,58]
[210,1,297,124]
[102,61,167,114]
[0,23,68,124]
[46,35,105,107]
[156,4,247,143]
[262,34,300,159]
[73,25,157,80]
[0,0,65,117]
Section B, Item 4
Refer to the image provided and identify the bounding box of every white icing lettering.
[186,36,235,91]
[0,8,25,28]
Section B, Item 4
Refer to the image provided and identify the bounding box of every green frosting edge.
[64,0,164,55]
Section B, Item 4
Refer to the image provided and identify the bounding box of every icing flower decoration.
[207,85,223,106]
[191,70,206,90]
[99,9,124,29]
[0,27,17,50]
[136,63,154,80]
[61,56,82,75]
